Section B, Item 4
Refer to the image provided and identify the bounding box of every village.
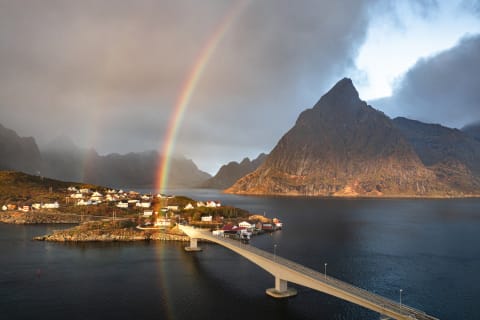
[1,183,283,242]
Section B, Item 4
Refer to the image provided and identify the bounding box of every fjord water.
[1,191,480,320]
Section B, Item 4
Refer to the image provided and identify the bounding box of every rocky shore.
[1,211,81,224]
[34,221,190,242]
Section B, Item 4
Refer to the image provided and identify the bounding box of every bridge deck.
[180,226,439,320]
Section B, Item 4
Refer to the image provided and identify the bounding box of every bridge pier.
[184,237,202,252]
[266,276,297,298]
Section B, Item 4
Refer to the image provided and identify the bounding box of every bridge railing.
[199,230,435,320]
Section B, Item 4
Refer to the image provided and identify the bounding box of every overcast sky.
[0,0,479,174]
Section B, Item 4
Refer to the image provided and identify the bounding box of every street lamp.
[399,289,403,307]
[324,262,328,280]
[273,244,277,261]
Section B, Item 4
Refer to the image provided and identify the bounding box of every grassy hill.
[0,170,100,205]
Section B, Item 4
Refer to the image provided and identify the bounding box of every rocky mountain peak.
[313,77,361,110]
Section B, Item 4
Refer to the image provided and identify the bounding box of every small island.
[0,171,280,242]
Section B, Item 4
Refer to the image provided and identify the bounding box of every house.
[92,191,103,197]
[42,202,59,209]
[106,189,117,194]
[70,193,83,199]
[201,215,213,222]
[261,223,274,231]
[77,199,92,206]
[206,201,221,208]
[136,202,151,208]
[184,203,194,210]
[196,201,206,207]
[1,205,6,211]
[154,218,171,228]
[7,204,17,210]
[212,229,224,236]
[128,199,139,204]
[143,210,153,217]
[166,205,179,211]
[116,202,128,208]
[31,203,41,210]
[79,188,90,194]
[67,186,78,192]
[21,206,30,212]
[141,195,151,201]
[273,218,283,229]
[238,221,253,229]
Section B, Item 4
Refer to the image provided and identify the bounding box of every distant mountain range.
[0,125,210,189]
[226,78,480,197]
[201,153,267,189]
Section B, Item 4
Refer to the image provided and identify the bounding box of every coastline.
[33,222,190,242]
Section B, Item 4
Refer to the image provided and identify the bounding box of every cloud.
[0,0,447,173]
[373,34,480,128]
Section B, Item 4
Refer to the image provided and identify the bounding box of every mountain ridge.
[0,125,210,189]
[202,153,267,189]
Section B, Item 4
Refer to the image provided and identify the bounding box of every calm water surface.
[1,190,480,320]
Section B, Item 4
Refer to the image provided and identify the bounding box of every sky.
[0,0,479,175]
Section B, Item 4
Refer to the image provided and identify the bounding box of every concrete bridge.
[179,225,439,320]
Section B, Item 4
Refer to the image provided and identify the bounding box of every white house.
[77,199,92,206]
[167,205,179,211]
[136,202,151,208]
[128,199,139,204]
[212,230,224,236]
[201,215,213,222]
[2,205,7,211]
[79,188,90,194]
[70,193,83,199]
[116,202,128,208]
[196,201,206,207]
[92,191,103,197]
[32,203,41,210]
[154,218,171,228]
[238,221,253,229]
[206,201,221,208]
[42,202,59,209]
[143,210,153,216]
[141,195,151,201]
[67,186,78,192]
[184,203,194,210]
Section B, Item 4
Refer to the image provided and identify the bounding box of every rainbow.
[155,0,249,194]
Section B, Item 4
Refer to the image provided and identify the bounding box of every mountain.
[462,122,480,142]
[0,124,42,175]
[42,143,211,189]
[0,125,210,189]
[226,78,460,197]
[202,153,267,189]
[393,117,480,190]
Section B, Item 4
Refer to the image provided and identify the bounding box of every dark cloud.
[373,34,480,128]
[0,0,441,173]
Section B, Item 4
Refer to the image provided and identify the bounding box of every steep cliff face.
[0,124,42,175]
[226,78,453,197]
[393,117,480,191]
[202,153,267,189]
